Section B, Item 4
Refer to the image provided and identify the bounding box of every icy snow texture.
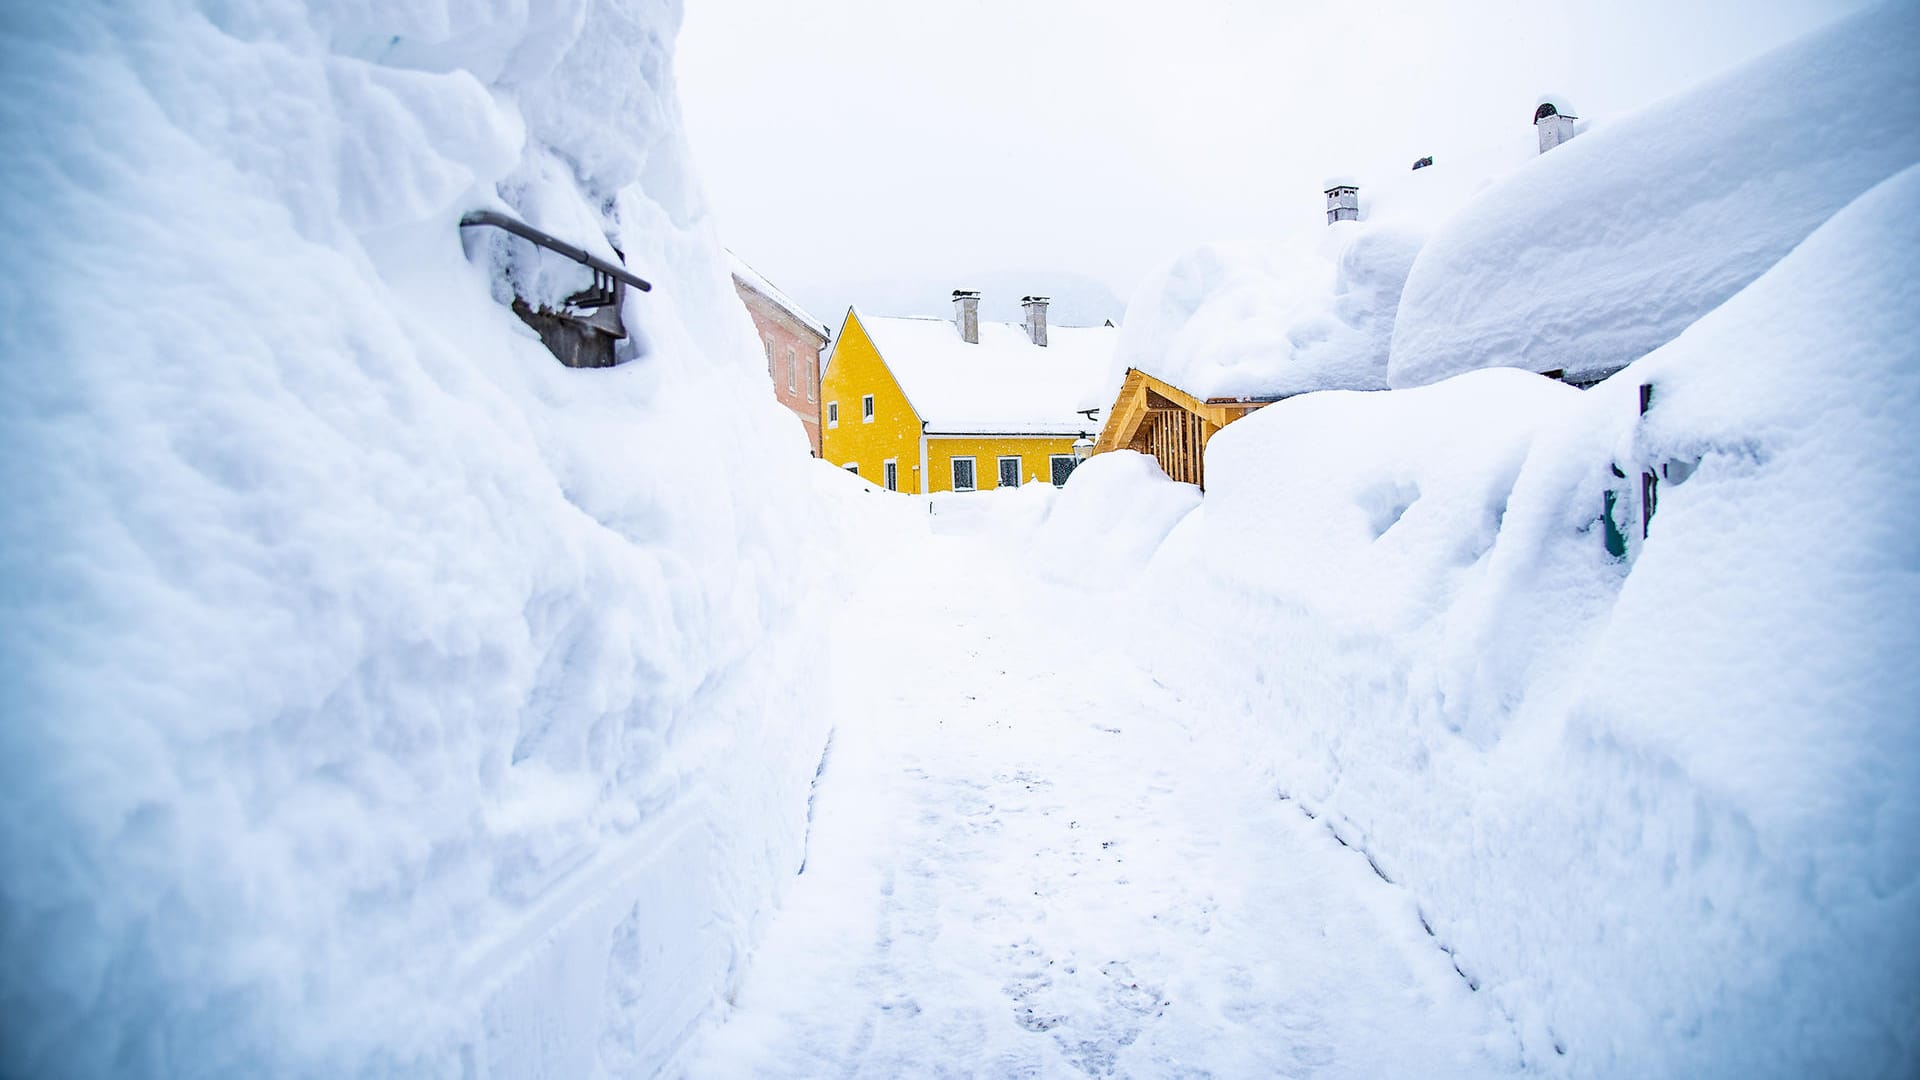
[1032,162,1920,1076]
[1388,1,1920,388]
[0,1,843,1075]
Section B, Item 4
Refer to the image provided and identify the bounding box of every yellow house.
[821,293,1119,494]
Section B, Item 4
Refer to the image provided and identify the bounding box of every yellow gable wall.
[821,311,925,492]
[926,436,1079,493]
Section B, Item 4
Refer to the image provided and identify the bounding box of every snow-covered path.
[677,506,1524,1078]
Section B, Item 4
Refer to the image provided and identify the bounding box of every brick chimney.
[1021,295,1050,347]
[952,289,980,344]
[1535,101,1577,154]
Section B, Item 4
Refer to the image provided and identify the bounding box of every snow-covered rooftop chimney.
[1324,184,1359,225]
[1021,295,1050,347]
[952,289,980,344]
[1535,101,1577,154]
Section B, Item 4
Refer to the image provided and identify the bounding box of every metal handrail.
[459,210,653,293]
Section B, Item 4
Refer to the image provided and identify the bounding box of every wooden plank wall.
[1142,407,1213,486]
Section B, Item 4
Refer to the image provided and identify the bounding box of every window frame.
[883,458,898,492]
[843,462,859,475]
[764,335,775,379]
[806,349,817,401]
[1049,454,1078,487]
[786,346,797,391]
[862,394,875,423]
[997,455,1023,489]
[827,401,838,428]
[950,456,976,492]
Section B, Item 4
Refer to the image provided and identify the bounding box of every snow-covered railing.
[459,210,653,368]
[458,210,653,296]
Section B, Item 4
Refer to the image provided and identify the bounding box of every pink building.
[731,253,829,457]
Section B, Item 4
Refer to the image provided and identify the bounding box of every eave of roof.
[728,250,829,338]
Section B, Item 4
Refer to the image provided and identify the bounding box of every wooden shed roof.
[1092,368,1235,454]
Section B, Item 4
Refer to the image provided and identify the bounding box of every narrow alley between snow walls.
[4,2,1916,1079]
[674,497,1524,1078]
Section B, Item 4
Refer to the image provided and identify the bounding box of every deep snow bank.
[1038,164,1920,1075]
[0,1,847,1074]
[1388,1,1920,388]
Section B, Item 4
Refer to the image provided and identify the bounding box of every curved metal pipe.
[459,210,653,293]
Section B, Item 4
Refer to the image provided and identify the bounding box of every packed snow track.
[676,505,1523,1077]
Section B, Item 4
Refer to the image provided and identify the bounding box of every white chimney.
[952,289,980,344]
[1535,101,1577,154]
[1021,295,1050,347]
[1324,184,1359,225]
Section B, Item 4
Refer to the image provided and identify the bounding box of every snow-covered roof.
[856,311,1120,435]
[729,251,829,338]
[1388,4,1920,388]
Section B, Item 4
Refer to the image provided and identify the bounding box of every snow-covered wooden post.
[1535,102,1577,154]
[1325,183,1359,225]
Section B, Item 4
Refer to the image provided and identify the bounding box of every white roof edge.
[728,250,829,338]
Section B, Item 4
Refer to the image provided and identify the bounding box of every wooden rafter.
[1090,367,1266,490]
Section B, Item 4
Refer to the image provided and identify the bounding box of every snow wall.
[0,1,854,1074]
[1035,163,1920,1076]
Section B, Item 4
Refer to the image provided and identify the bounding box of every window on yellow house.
[827,401,838,428]
[862,394,874,422]
[884,459,898,491]
[1050,454,1077,486]
[951,457,976,491]
[843,462,858,475]
[998,456,1021,488]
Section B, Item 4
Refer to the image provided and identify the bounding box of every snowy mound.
[1033,451,1201,591]
[0,1,850,1074]
[1086,162,1920,1074]
[1388,1,1920,388]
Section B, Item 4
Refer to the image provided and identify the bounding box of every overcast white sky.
[677,0,1867,325]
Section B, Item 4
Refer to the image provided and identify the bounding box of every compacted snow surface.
[677,499,1520,1077]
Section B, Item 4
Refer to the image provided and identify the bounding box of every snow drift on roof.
[1111,129,1530,402]
[1387,1,1920,388]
